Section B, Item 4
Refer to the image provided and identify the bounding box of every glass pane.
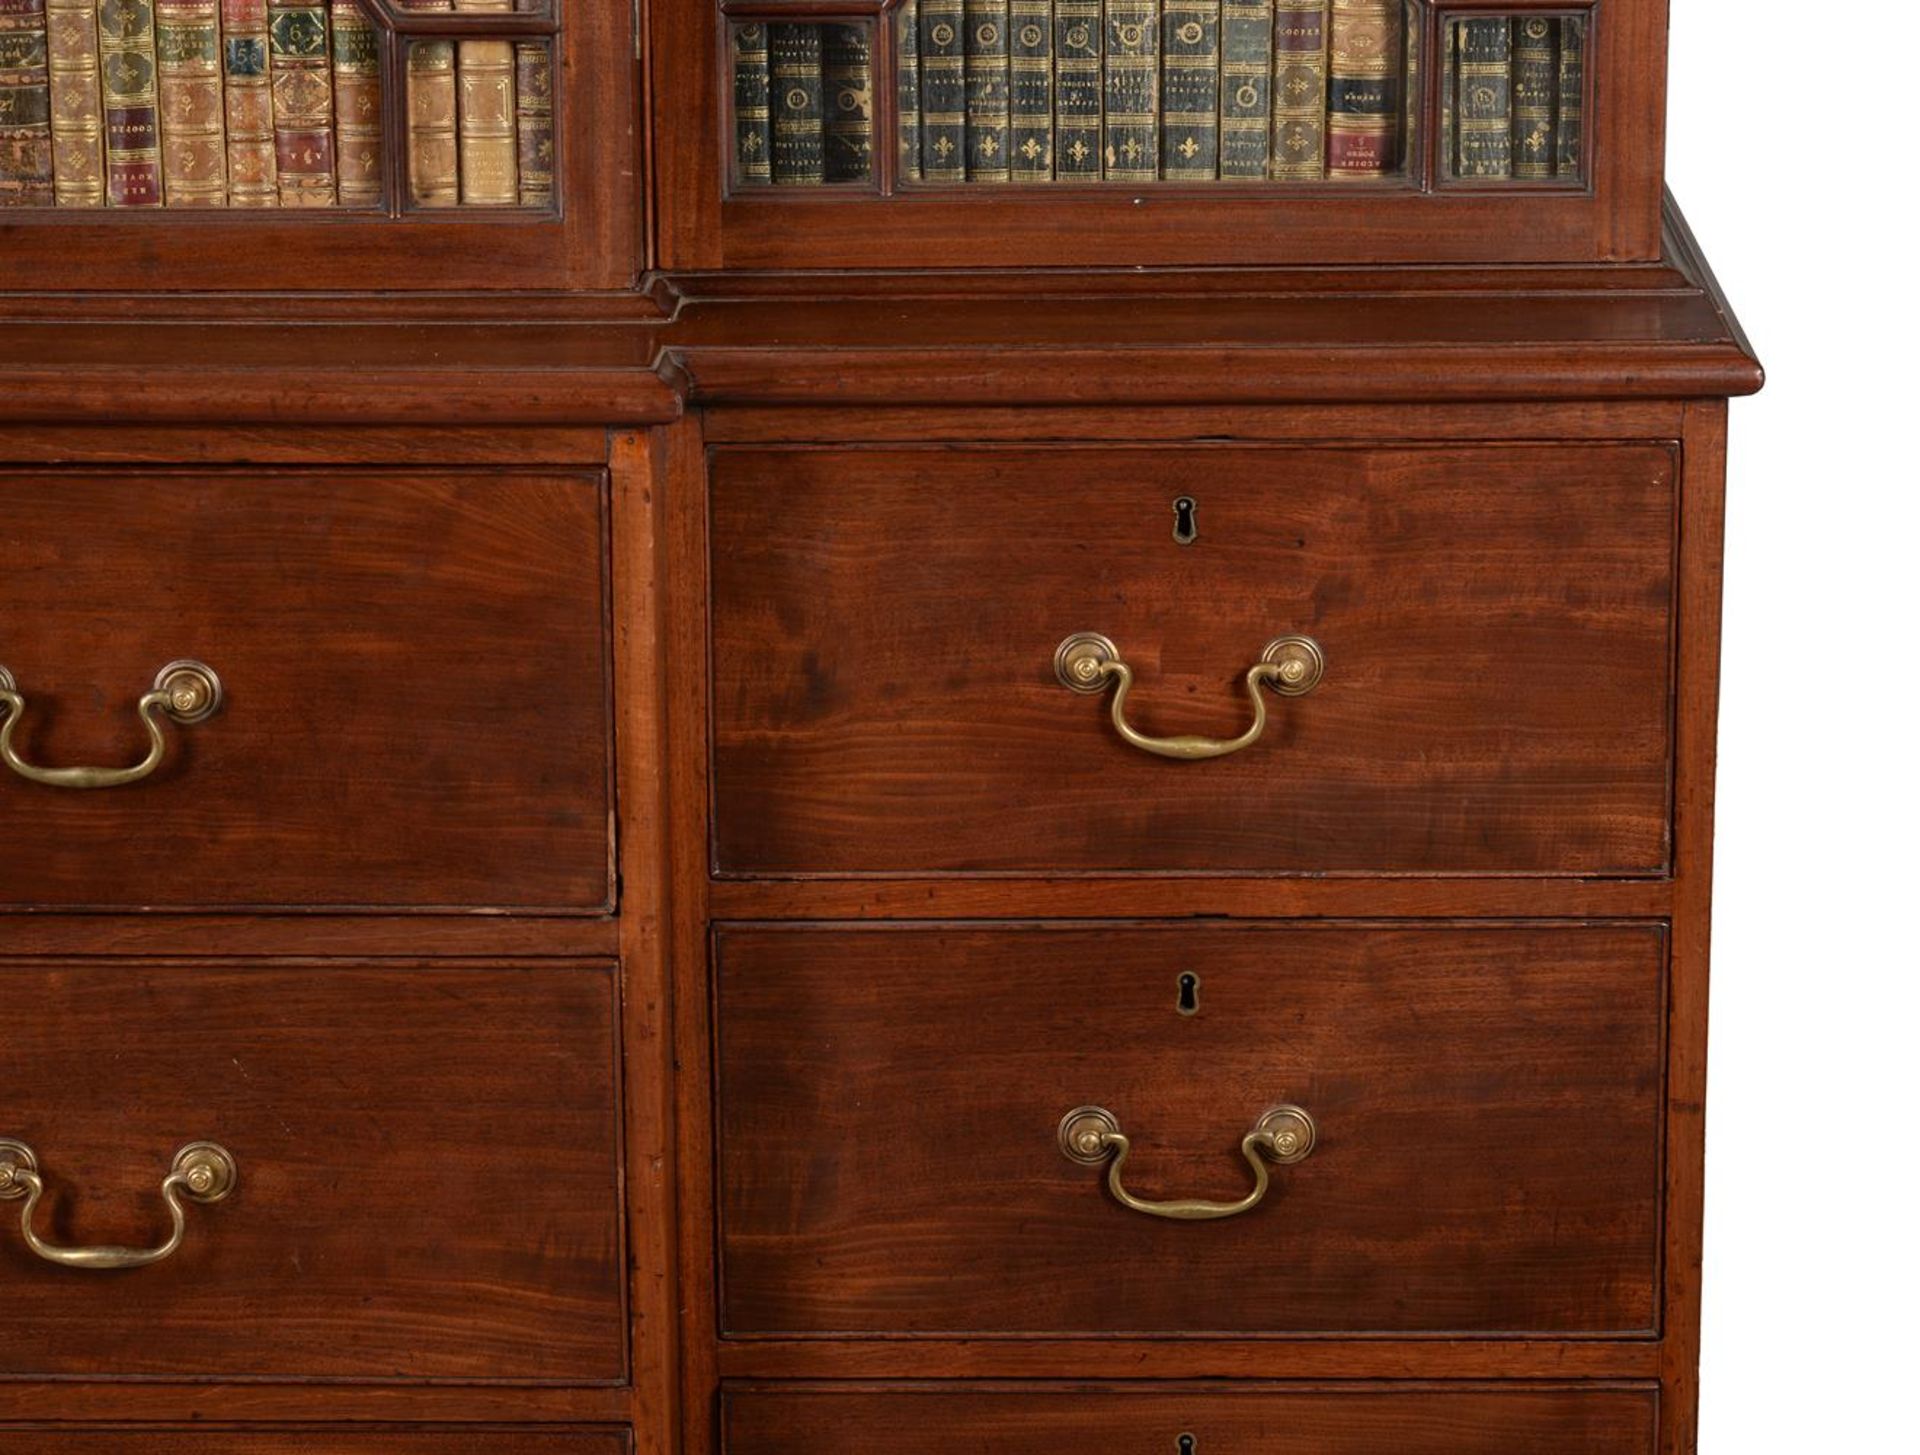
[1441,10,1585,183]
[731,20,875,187]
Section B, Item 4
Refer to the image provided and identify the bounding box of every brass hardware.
[0,660,222,789]
[1053,632,1324,760]
[0,1139,236,1270]
[1172,495,1199,545]
[1057,1104,1316,1221]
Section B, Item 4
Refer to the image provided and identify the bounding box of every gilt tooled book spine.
[0,0,54,204]
[455,0,516,203]
[221,0,275,204]
[330,0,381,206]
[155,0,225,203]
[267,0,335,203]
[405,1,455,204]
[46,0,102,203]
[895,2,919,181]
[98,0,162,204]
[1217,0,1270,178]
[513,33,552,204]
[768,23,823,184]
[1438,4,1451,175]
[1509,13,1553,180]
[1007,0,1049,181]
[1554,13,1582,176]
[1325,0,1396,178]
[821,23,871,182]
[918,0,963,180]
[962,0,1008,181]
[1160,0,1218,180]
[1102,0,1158,182]
[1051,0,1098,179]
[1268,0,1324,180]
[1452,15,1508,178]
[732,22,771,184]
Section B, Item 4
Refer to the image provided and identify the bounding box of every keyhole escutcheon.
[1177,1435,1198,1455]
[1177,972,1200,1015]
[1172,495,1198,545]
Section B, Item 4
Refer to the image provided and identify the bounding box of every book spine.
[404,1,455,204]
[732,22,771,184]
[962,0,1008,180]
[1051,0,1097,178]
[1438,9,1452,176]
[454,0,515,203]
[46,0,101,202]
[1217,0,1269,178]
[155,0,225,203]
[895,1,918,181]
[0,0,53,204]
[98,0,161,204]
[1554,12,1582,176]
[821,22,871,182]
[918,0,963,180]
[1326,0,1397,178]
[1509,14,1553,179]
[513,27,552,204]
[1160,0,1217,180]
[768,22,823,184]
[1102,0,1157,181]
[329,0,379,205]
[1007,0,1049,180]
[220,0,274,203]
[1268,0,1323,180]
[267,0,335,203]
[1452,14,1508,178]
[1399,0,1414,175]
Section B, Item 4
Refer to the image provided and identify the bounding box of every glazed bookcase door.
[0,0,637,289]
[655,0,1659,267]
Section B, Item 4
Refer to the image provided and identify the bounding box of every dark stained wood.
[0,1433,629,1454]
[710,444,1677,876]
[0,471,612,910]
[721,1384,1660,1455]
[0,1389,632,1421]
[714,923,1665,1336]
[0,961,625,1381]
[0,916,619,958]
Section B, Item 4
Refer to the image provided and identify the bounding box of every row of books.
[1443,14,1583,181]
[733,22,875,186]
[0,0,552,208]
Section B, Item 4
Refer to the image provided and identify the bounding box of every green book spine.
[1269,0,1324,180]
[963,0,1008,180]
[919,0,964,180]
[896,0,919,180]
[1439,12,1452,175]
[822,22,871,182]
[1160,0,1218,179]
[1008,0,1049,181]
[100,0,163,205]
[1102,0,1158,181]
[0,0,54,205]
[1554,13,1582,176]
[1509,14,1554,179]
[1452,15,1508,178]
[1217,0,1269,177]
[769,22,824,184]
[732,23,771,184]
[1052,0,1098,178]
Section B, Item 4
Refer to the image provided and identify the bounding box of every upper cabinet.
[653,0,1665,268]
[0,0,638,288]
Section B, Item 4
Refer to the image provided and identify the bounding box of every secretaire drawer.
[0,962,625,1381]
[0,472,611,910]
[715,923,1664,1337]
[709,444,1676,876]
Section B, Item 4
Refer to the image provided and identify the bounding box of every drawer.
[0,962,625,1381]
[722,1385,1658,1455]
[715,924,1664,1336]
[0,472,610,909]
[0,1437,629,1454]
[710,444,1676,875]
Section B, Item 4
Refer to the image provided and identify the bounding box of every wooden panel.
[710,445,1675,875]
[715,923,1664,1336]
[722,1385,1659,1455]
[0,962,625,1381]
[0,1435,629,1454]
[0,472,611,909]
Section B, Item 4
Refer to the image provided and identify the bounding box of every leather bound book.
[1438,8,1452,175]
[1326,0,1396,178]
[733,22,772,184]
[0,0,53,204]
[155,0,225,203]
[1102,0,1158,182]
[267,0,336,203]
[98,0,162,203]
[918,0,963,180]
[768,23,823,184]
[1007,0,1049,182]
[513,35,551,203]
[1509,14,1554,179]
[221,0,276,204]
[1268,0,1325,180]
[1160,0,1218,180]
[1452,15,1508,177]
[895,2,918,181]
[405,4,455,204]
[962,0,1008,181]
[1051,0,1098,179]
[46,0,102,203]
[1554,13,1583,176]
[821,23,871,182]
[455,0,516,203]
[1217,0,1270,178]
[330,0,380,206]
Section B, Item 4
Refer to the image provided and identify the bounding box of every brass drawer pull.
[0,1140,237,1270]
[0,660,222,789]
[1054,633,1324,760]
[1058,1105,1315,1221]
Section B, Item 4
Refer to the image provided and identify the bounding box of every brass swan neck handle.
[0,661,222,789]
[1058,1105,1316,1221]
[0,1140,237,1270]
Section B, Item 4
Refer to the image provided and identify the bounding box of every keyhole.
[1172,495,1198,545]
[1177,972,1200,1016]
[1177,1435,1198,1455]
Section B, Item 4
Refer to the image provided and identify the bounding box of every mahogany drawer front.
[0,1435,630,1454]
[723,1386,1659,1455]
[0,963,625,1381]
[709,444,1676,876]
[715,923,1665,1337]
[0,472,611,910]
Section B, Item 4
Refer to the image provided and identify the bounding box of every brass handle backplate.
[1054,633,1324,760]
[1059,1105,1316,1221]
[0,1139,237,1270]
[0,660,222,789]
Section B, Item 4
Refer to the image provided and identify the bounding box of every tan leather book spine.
[267,0,335,204]
[155,0,227,203]
[454,0,514,204]
[404,0,455,205]
[329,0,379,206]
[220,0,274,203]
[45,0,101,203]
